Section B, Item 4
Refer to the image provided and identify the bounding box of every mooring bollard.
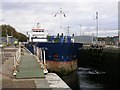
[13,66,18,76]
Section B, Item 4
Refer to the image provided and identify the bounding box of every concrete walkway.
[16,48,44,79]
[1,45,70,89]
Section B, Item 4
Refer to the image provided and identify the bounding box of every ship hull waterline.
[46,60,77,75]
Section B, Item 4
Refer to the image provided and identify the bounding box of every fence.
[13,45,21,76]
[34,45,48,74]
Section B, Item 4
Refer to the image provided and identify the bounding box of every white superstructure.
[28,27,48,42]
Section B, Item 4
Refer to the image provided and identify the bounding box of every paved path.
[16,48,44,79]
[1,45,50,88]
[1,45,69,89]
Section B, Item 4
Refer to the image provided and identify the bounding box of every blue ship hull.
[25,42,83,75]
[26,42,83,61]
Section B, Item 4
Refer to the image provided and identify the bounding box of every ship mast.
[66,26,71,36]
[37,23,40,29]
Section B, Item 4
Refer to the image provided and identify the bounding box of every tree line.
[0,24,27,42]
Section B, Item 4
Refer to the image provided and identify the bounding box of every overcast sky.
[0,0,119,37]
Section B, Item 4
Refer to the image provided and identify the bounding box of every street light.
[79,24,82,36]
[94,12,99,45]
[6,29,9,45]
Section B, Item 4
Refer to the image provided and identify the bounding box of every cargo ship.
[25,23,83,75]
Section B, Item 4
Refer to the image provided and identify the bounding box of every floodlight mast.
[95,12,99,45]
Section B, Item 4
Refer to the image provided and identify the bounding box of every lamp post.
[118,1,120,48]
[6,29,9,45]
[118,27,120,48]
[0,27,1,43]
[79,24,82,36]
[95,12,99,45]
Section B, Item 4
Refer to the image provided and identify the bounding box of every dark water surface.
[62,48,120,90]
[62,67,119,90]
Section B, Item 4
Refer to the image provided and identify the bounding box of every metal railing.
[34,46,48,74]
[13,45,21,76]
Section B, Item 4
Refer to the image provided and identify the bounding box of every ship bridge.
[28,27,48,42]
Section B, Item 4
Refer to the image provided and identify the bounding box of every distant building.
[74,35,96,44]
[98,36,119,46]
[74,35,119,46]
[113,36,119,45]
[0,37,18,45]
[0,37,6,43]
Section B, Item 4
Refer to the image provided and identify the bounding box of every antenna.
[66,26,71,36]
[37,23,40,28]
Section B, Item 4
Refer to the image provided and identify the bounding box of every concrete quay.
[0,45,71,89]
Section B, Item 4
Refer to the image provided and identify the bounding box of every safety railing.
[34,45,48,74]
[13,43,21,76]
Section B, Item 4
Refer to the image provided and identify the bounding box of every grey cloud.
[1,1,118,36]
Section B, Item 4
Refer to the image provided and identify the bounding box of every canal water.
[62,66,119,90]
[61,48,120,90]
[62,67,104,90]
